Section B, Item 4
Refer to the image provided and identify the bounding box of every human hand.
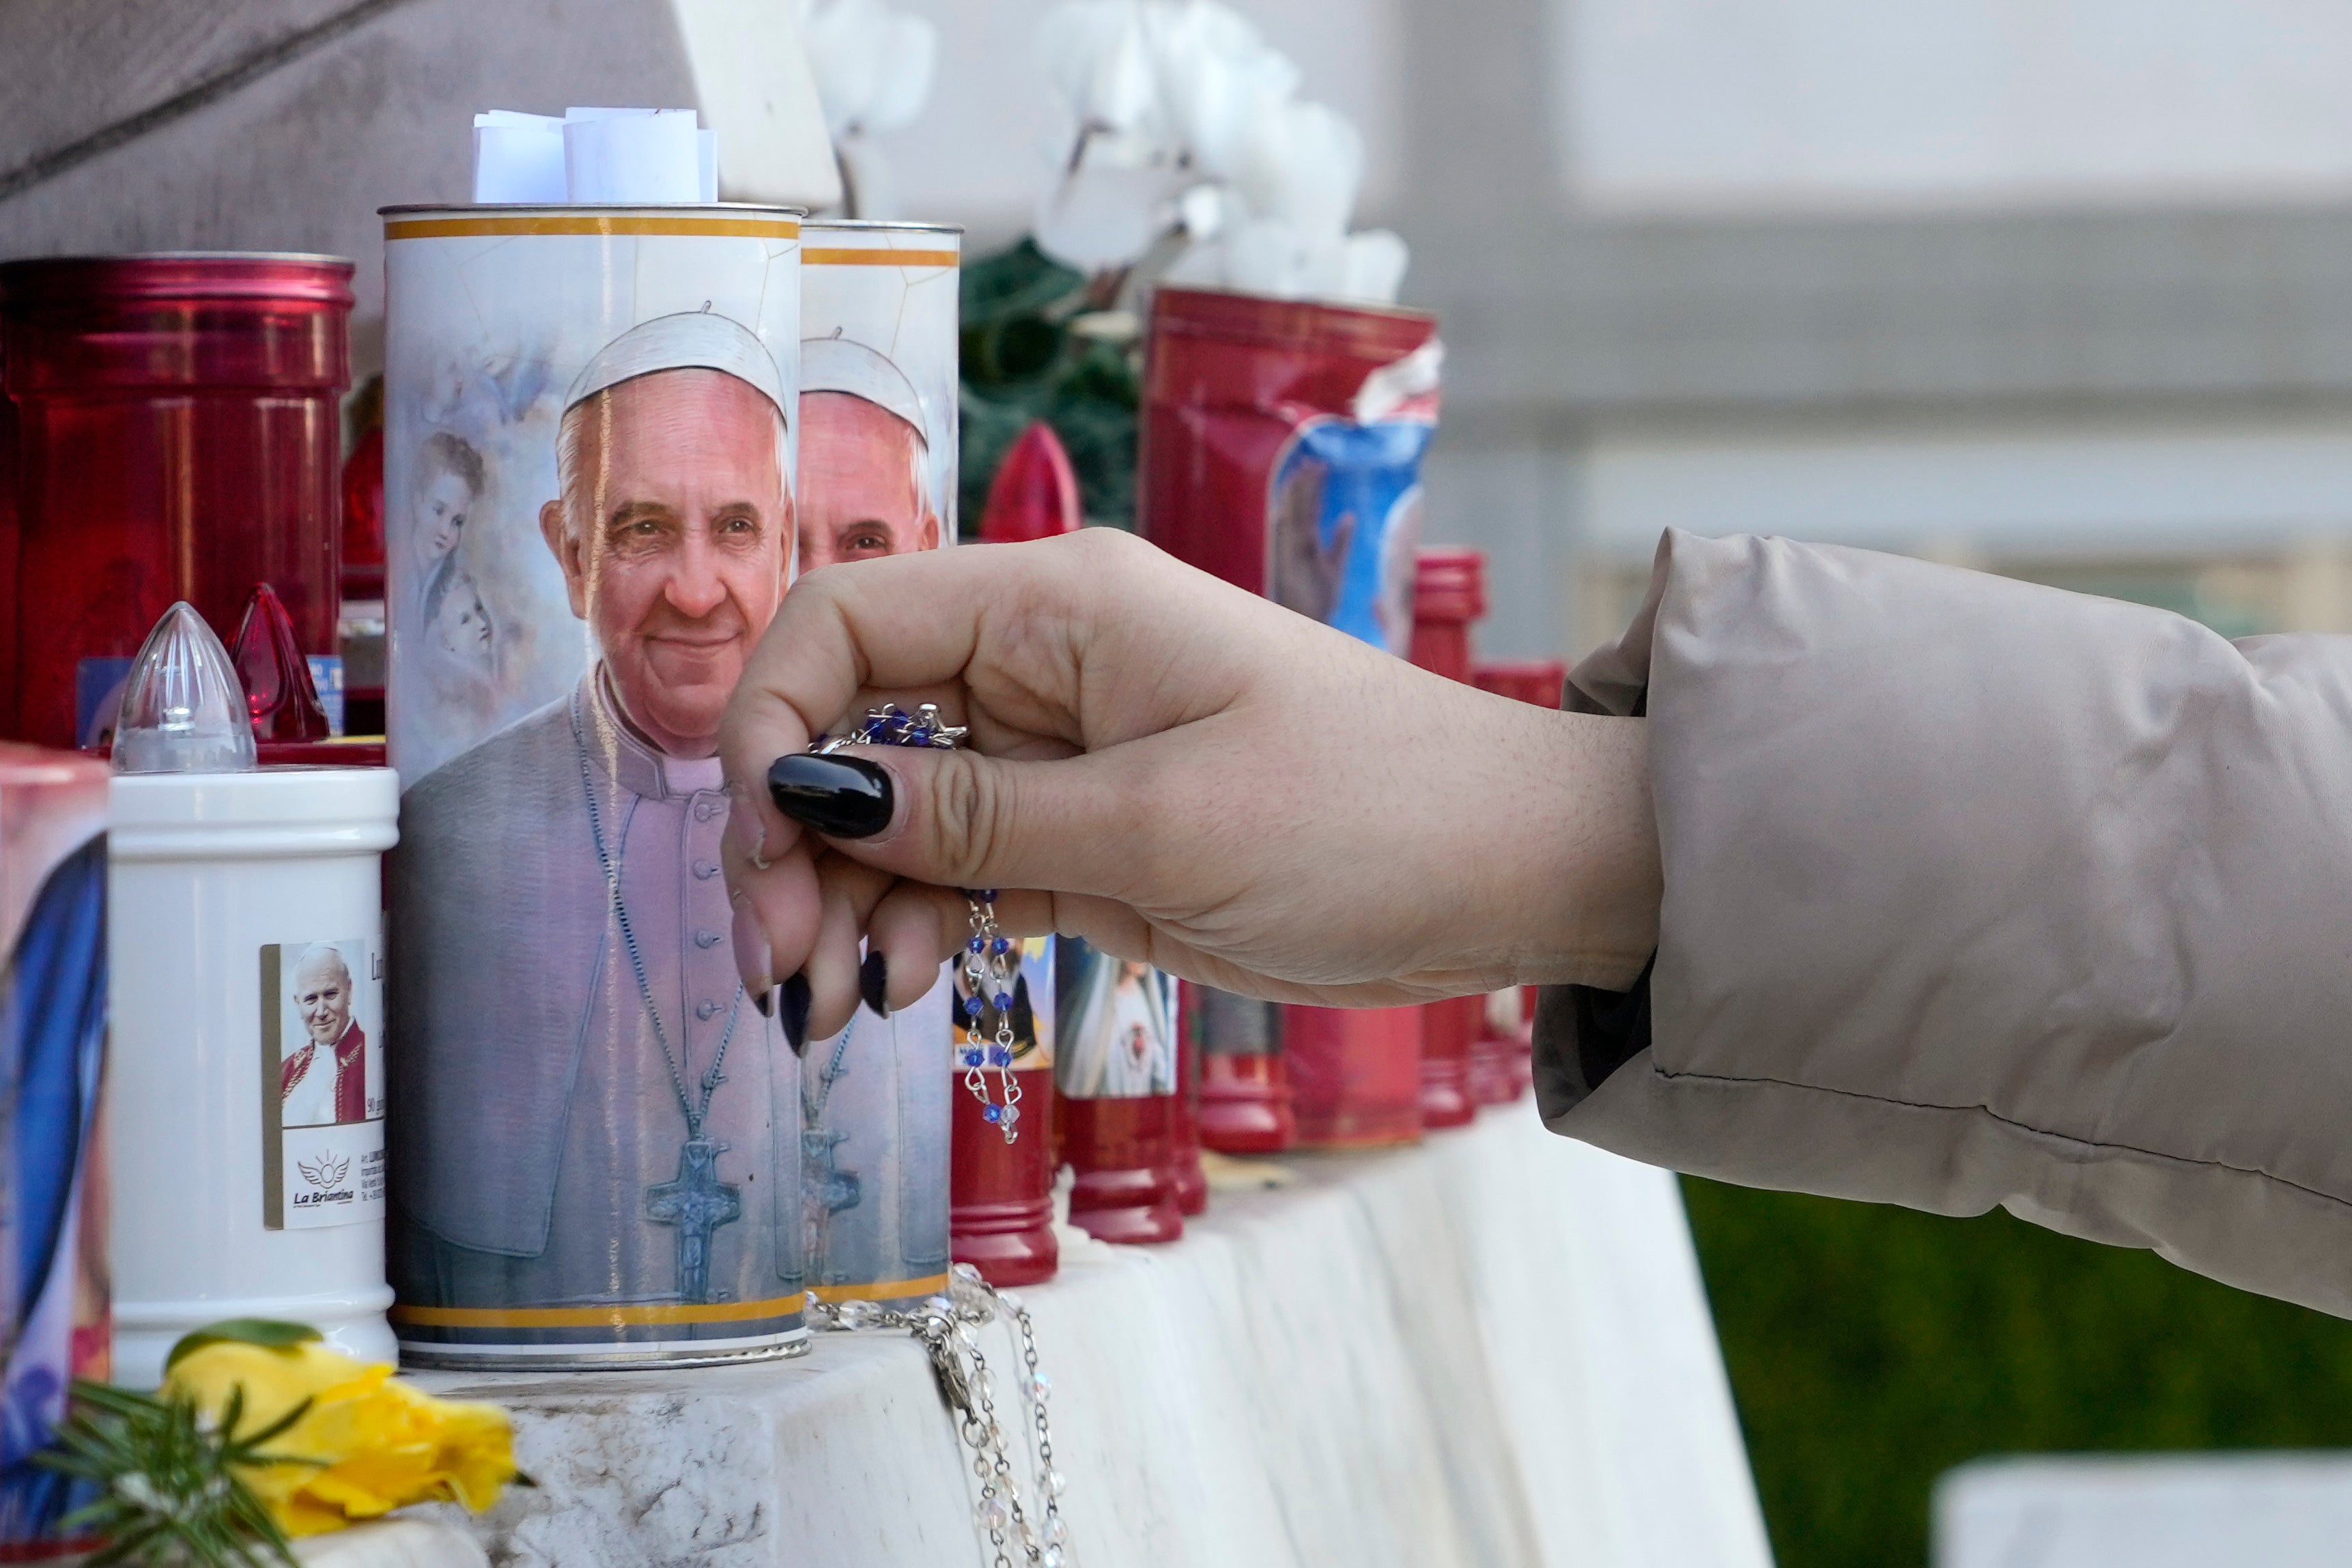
[720,528,1658,1042]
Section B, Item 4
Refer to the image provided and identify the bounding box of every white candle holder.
[109,765,400,1387]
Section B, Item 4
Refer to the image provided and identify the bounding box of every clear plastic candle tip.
[111,602,259,775]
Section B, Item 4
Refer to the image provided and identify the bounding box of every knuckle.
[926,754,995,883]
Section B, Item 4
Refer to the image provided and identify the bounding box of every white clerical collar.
[577,669,726,801]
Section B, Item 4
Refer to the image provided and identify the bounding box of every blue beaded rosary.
[959,894,1024,1144]
[810,704,1025,1143]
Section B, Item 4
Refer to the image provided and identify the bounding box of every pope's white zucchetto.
[563,310,791,428]
[801,332,929,448]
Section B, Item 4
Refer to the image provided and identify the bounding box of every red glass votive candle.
[1195,984,1295,1154]
[1140,288,1440,1152]
[950,1066,1060,1287]
[1056,937,1182,1244]
[0,254,352,749]
[1287,1004,1423,1149]
[950,936,1060,1286]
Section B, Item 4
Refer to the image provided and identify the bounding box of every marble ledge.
[406,1110,1774,1568]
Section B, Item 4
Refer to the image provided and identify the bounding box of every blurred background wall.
[855,0,2352,658]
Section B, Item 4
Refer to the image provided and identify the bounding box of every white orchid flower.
[1148,1,1299,181]
[801,0,939,139]
[1236,98,1362,239]
[1039,0,1163,140]
[1223,214,1350,300]
[1034,162,1188,272]
[1340,229,1409,304]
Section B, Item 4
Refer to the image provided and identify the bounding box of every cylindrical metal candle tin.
[793,220,966,1310]
[0,255,353,750]
[0,745,109,1556]
[379,205,810,1367]
[1054,937,1183,1245]
[109,767,400,1390]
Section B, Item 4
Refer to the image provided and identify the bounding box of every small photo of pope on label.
[261,937,387,1230]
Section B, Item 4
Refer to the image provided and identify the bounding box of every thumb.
[763,743,1152,898]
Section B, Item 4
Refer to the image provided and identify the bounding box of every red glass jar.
[950,1066,1060,1287]
[1056,937,1184,1244]
[1140,286,1437,594]
[1472,659,1568,1103]
[1140,289,1439,1150]
[1064,1096,1184,1242]
[0,255,352,749]
[1287,1004,1423,1148]
[1195,984,1295,1154]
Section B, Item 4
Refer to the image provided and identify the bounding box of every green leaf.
[166,1319,322,1370]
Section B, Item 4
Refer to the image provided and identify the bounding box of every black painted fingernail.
[860,951,889,1017]
[767,754,893,839]
[752,987,774,1018]
[781,972,812,1055]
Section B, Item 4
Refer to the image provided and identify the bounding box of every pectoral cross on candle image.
[646,1137,741,1305]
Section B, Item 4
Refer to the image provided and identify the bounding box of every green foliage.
[37,1380,311,1568]
[1683,1180,2352,1568]
[959,240,1142,532]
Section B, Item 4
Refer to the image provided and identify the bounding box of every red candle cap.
[978,421,1083,543]
[230,583,331,742]
[1473,659,1568,710]
[1413,547,1487,625]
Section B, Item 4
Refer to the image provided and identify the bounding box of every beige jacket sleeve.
[1539,529,2352,1317]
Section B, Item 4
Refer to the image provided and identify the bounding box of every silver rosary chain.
[805,1264,1070,1567]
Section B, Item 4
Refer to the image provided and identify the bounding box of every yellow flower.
[162,1339,519,1537]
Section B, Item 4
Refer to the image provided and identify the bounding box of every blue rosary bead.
[988,1046,1013,1066]
[963,996,982,1020]
[993,991,1012,1010]
[991,936,1010,954]
[962,1048,985,1067]
[983,1104,1003,1124]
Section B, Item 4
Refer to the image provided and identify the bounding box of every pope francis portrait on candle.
[789,331,953,1298]
[389,311,808,1345]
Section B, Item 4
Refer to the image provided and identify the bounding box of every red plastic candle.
[1138,287,1440,1152]
[231,583,331,743]
[1194,984,1296,1154]
[0,254,352,750]
[948,454,1076,1274]
[1472,659,1568,1103]
[1055,937,1183,1244]
[950,1066,1060,1287]
[1287,1004,1423,1148]
[1408,548,1488,1129]
[977,420,1083,543]
[950,936,1061,1286]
